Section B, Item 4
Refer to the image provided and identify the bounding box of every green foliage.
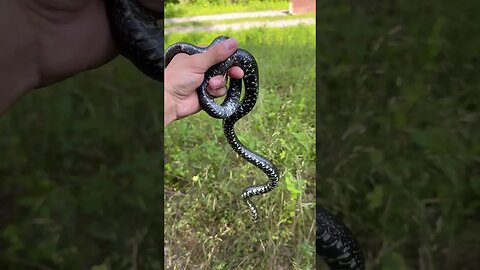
[165,0,288,18]
[164,25,316,268]
[0,58,163,269]
[91,265,109,270]
[318,1,480,269]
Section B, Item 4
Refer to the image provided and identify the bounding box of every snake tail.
[223,116,279,221]
[219,46,279,221]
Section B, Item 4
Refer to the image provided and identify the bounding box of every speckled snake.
[105,0,278,221]
[105,0,364,268]
[164,37,280,222]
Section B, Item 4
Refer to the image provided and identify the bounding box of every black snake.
[105,0,365,268]
[164,37,280,221]
[317,206,365,269]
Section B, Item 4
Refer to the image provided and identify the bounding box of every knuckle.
[212,44,225,58]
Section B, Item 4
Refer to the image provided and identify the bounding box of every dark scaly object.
[105,0,364,267]
[165,36,280,221]
[317,206,365,269]
[105,0,164,82]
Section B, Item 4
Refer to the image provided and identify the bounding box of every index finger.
[228,66,244,79]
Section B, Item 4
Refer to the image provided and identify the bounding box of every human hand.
[0,0,162,113]
[164,38,245,127]
[31,0,163,87]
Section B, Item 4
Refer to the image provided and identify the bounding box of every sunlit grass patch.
[165,0,288,18]
[165,24,316,269]
[164,13,315,28]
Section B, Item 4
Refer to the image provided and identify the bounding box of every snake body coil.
[106,0,365,268]
[164,37,280,222]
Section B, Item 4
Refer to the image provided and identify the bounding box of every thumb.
[196,38,238,71]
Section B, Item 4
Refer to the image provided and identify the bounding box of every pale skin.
[164,38,244,126]
[0,0,244,125]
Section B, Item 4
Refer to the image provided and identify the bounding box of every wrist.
[164,84,178,127]
[0,1,40,114]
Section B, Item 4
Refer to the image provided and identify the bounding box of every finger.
[228,66,244,79]
[208,75,226,90]
[195,38,238,71]
[207,85,227,98]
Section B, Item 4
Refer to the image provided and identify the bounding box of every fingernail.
[223,38,237,51]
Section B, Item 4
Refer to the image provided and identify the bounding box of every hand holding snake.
[164,38,244,125]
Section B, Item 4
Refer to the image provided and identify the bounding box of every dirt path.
[165,17,315,34]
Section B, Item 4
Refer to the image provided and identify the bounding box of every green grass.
[0,58,163,269]
[165,0,288,18]
[317,1,480,269]
[165,13,315,28]
[164,25,316,269]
